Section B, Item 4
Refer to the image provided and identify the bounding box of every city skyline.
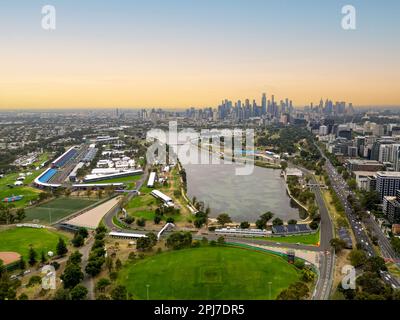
[1,0,400,109]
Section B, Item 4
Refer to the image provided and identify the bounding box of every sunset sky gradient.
[1,0,400,109]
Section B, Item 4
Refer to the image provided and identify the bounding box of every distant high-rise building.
[271,95,275,116]
[379,144,392,163]
[347,103,355,115]
[261,93,267,115]
[252,100,258,117]
[319,125,328,136]
[392,144,400,171]
[371,138,395,160]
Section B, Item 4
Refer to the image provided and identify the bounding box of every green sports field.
[24,197,98,224]
[118,246,301,300]
[0,227,69,259]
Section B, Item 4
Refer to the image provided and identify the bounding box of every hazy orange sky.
[1,0,400,109]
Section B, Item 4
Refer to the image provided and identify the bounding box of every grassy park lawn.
[118,246,301,300]
[24,197,98,224]
[125,176,185,223]
[126,192,183,223]
[0,187,42,208]
[32,152,51,167]
[0,227,69,259]
[263,230,320,246]
[0,170,45,208]
[88,174,142,189]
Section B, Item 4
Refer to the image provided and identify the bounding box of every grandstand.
[147,172,156,187]
[69,162,84,182]
[38,168,57,183]
[83,169,143,183]
[272,224,312,235]
[109,231,147,239]
[215,227,270,237]
[34,168,61,188]
[51,147,78,168]
[151,190,174,207]
[83,147,98,163]
[72,183,124,189]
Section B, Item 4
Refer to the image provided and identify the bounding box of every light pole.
[146,284,150,300]
[268,282,272,300]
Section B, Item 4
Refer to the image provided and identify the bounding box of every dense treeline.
[85,225,107,277]
[257,126,314,155]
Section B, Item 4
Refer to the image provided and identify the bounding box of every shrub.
[27,275,42,287]
[294,259,305,270]
[137,218,146,227]
[125,215,135,225]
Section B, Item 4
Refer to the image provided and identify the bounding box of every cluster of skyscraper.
[184,93,294,122]
[306,99,354,116]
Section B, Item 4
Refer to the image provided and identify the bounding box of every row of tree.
[85,226,107,277]
[56,251,87,300]
[338,249,400,300]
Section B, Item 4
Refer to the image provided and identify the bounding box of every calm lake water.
[183,147,299,222]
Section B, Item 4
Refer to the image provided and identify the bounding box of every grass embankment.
[254,161,281,169]
[321,188,351,234]
[118,246,301,300]
[257,230,320,246]
[112,215,129,229]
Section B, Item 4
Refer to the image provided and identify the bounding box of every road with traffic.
[316,144,400,289]
[294,165,335,300]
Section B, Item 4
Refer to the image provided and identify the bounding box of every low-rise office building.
[346,159,383,172]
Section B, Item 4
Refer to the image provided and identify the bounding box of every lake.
[183,147,300,222]
[149,129,300,222]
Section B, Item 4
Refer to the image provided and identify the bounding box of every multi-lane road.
[295,166,335,300]
[316,144,400,289]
